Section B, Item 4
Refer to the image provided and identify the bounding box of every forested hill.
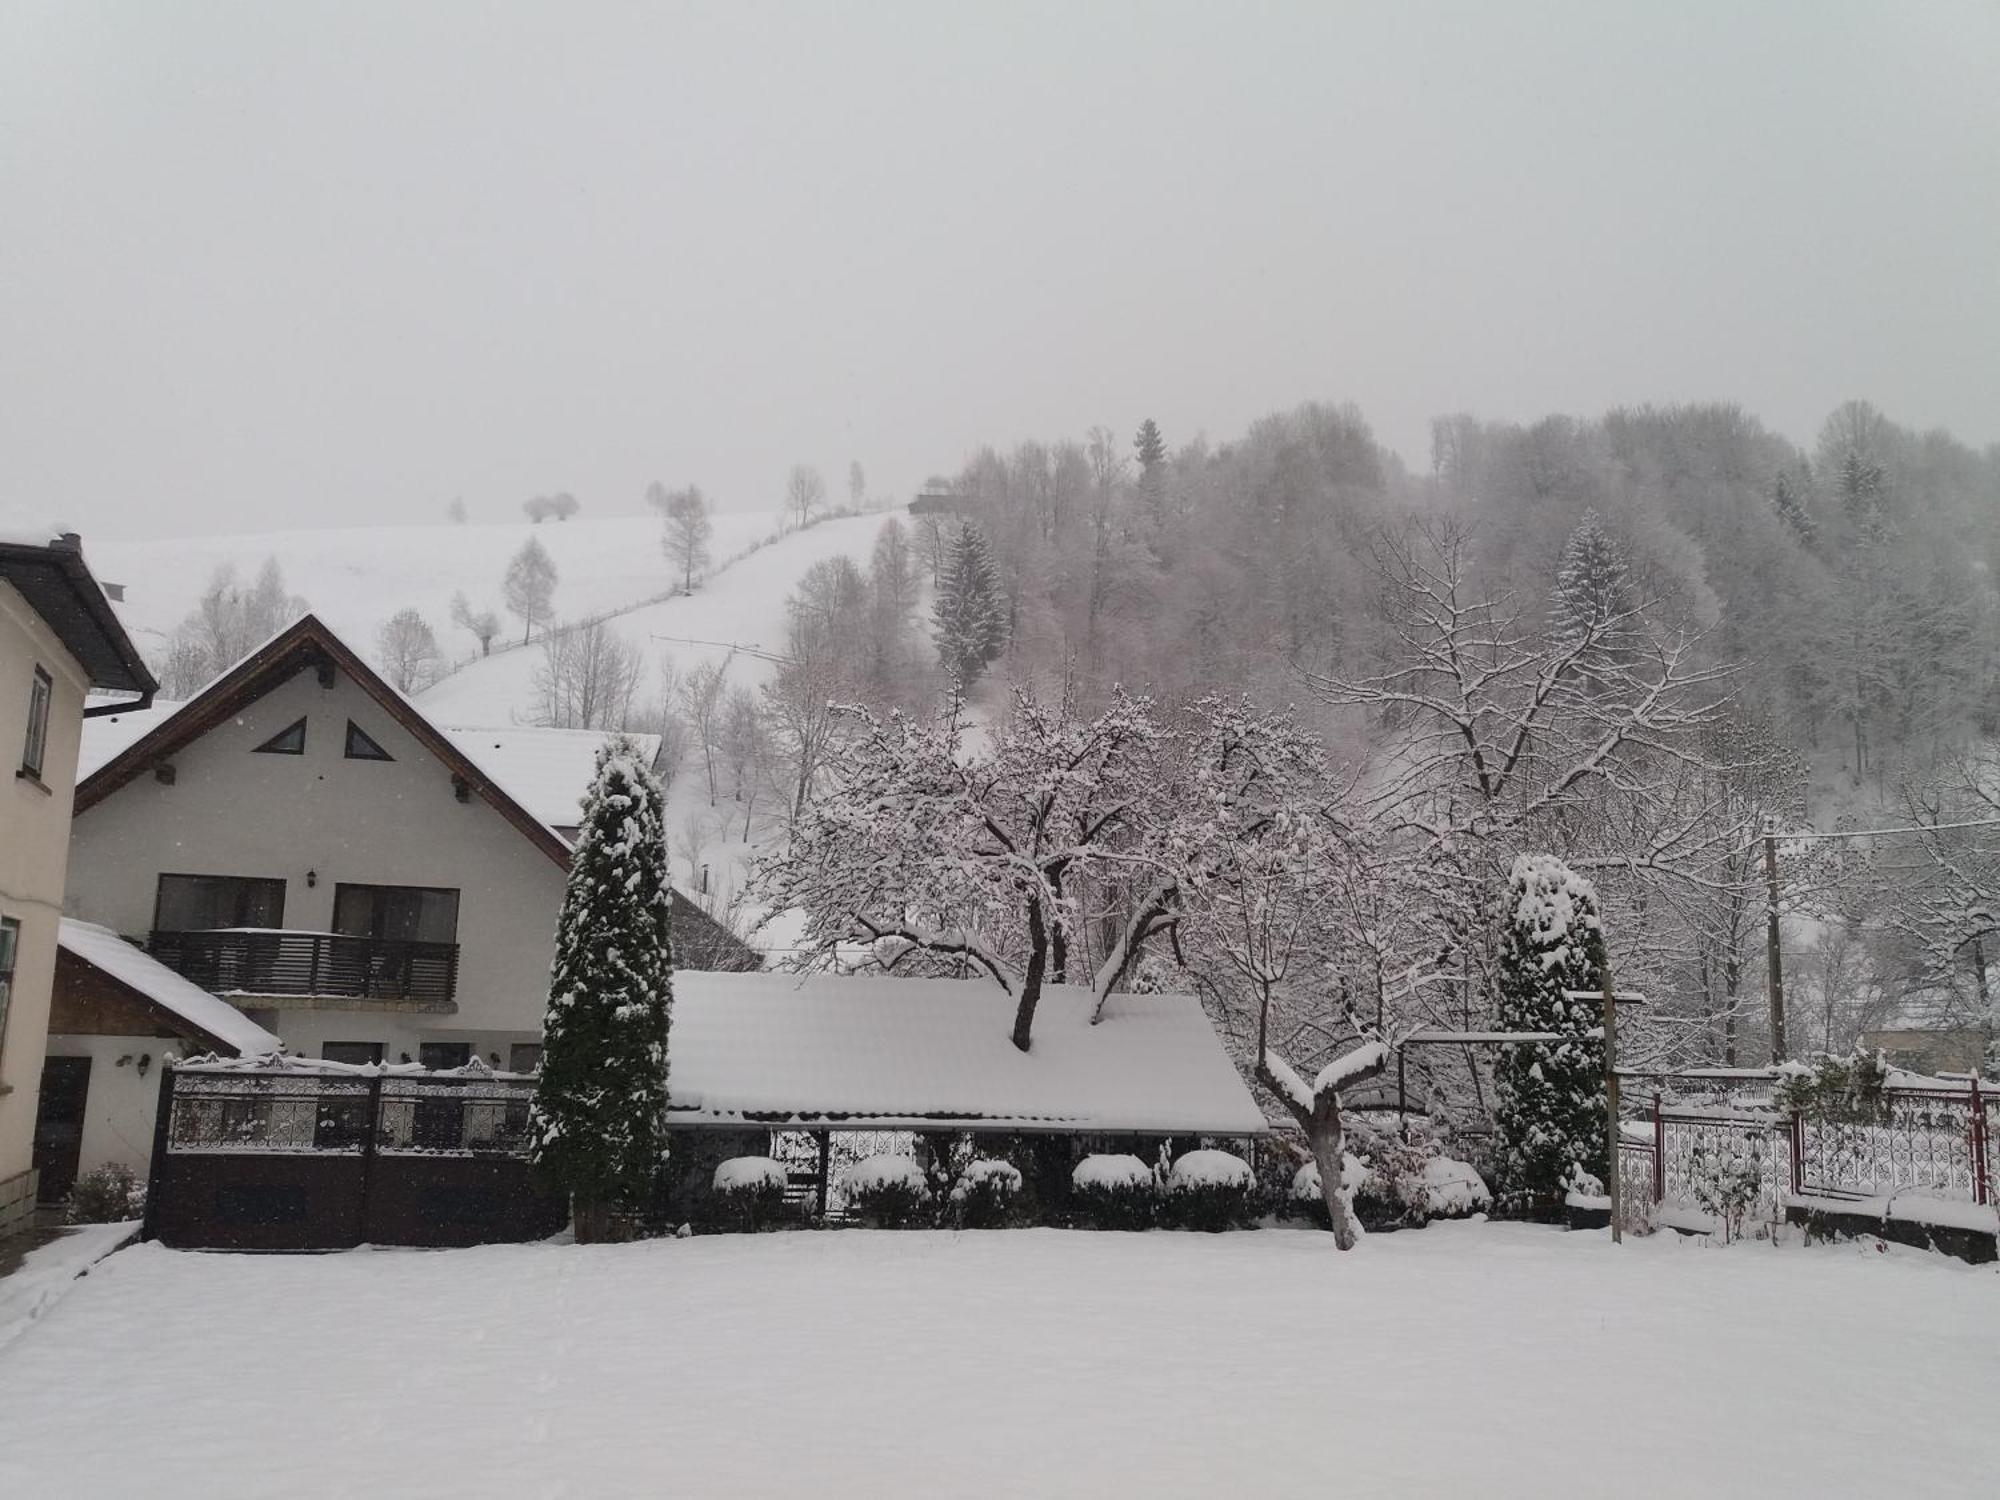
[937,399,2000,796]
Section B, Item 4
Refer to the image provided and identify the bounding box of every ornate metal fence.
[1623,1072,1995,1231]
[145,1060,564,1250]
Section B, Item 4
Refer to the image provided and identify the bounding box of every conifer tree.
[1550,509,1636,689]
[529,735,674,1242]
[1771,469,1816,546]
[1493,853,1610,1220]
[1133,417,1167,528]
[931,522,1007,688]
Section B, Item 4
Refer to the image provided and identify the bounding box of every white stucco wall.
[65,663,568,1059]
[0,579,91,1193]
[42,1034,172,1182]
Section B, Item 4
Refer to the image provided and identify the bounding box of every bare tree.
[651,483,713,592]
[677,658,729,804]
[449,590,502,656]
[376,607,444,693]
[503,537,558,643]
[720,685,769,840]
[848,459,866,509]
[532,620,645,730]
[785,464,825,531]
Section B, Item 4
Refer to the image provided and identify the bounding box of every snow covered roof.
[78,697,184,779]
[665,972,1270,1135]
[439,726,664,832]
[57,919,282,1057]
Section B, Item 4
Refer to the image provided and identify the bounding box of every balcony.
[149,929,460,1010]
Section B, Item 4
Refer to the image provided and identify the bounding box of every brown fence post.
[1970,1075,1989,1208]
[140,1064,178,1243]
[1652,1091,1664,1204]
[354,1070,386,1246]
[1789,1111,1805,1197]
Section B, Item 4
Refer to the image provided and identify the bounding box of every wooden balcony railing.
[149,929,460,1008]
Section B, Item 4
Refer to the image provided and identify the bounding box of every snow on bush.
[1289,1154,1366,1235]
[1418,1157,1492,1219]
[709,1156,789,1232]
[1165,1149,1255,1232]
[713,1156,787,1193]
[1071,1153,1157,1231]
[947,1158,1024,1229]
[842,1154,931,1228]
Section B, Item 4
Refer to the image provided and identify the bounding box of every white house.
[63,615,752,1113]
[0,533,156,1236]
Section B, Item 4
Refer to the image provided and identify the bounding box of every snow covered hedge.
[710,1157,789,1232]
[842,1155,932,1228]
[1164,1149,1255,1232]
[1070,1154,1157,1231]
[947,1158,1024,1229]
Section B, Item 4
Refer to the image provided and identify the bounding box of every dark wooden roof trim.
[74,613,573,868]
[0,534,157,695]
[53,946,239,1055]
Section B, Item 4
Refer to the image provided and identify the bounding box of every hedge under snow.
[712,1157,787,1193]
[1167,1150,1253,1191]
[1072,1153,1154,1191]
[949,1158,1024,1201]
[842,1155,930,1196]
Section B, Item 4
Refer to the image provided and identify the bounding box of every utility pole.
[1763,816,1787,1063]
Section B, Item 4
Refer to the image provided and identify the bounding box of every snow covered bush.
[66,1163,143,1224]
[1493,854,1610,1220]
[1164,1149,1255,1232]
[946,1158,1023,1229]
[1070,1154,1157,1231]
[842,1155,932,1228]
[710,1157,788,1232]
[1689,1141,1766,1244]
[1416,1157,1493,1220]
[1337,1117,1495,1228]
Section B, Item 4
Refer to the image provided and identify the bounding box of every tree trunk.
[573,1198,611,1244]
[1012,897,1050,1052]
[1305,1094,1363,1251]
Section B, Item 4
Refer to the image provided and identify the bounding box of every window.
[0,917,17,1061]
[343,720,392,761]
[321,1041,384,1067]
[419,1042,472,1070]
[154,874,287,931]
[508,1042,543,1075]
[253,717,307,755]
[20,667,51,779]
[332,885,459,945]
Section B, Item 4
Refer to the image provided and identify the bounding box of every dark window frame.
[343,719,393,761]
[253,717,307,755]
[0,916,18,1064]
[331,883,460,945]
[418,1041,473,1071]
[152,873,289,933]
[20,666,52,779]
[507,1042,544,1075]
[321,1041,385,1067]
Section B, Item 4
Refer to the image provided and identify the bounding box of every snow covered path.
[0,1224,1992,1498]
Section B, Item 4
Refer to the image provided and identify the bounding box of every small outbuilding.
[663,972,1268,1216]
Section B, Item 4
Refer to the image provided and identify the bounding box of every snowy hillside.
[87,509,794,670]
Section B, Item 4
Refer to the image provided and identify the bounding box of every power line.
[1778,815,2000,844]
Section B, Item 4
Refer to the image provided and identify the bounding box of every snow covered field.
[0,1224,1992,1498]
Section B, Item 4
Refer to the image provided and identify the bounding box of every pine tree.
[1133,418,1166,528]
[931,522,1007,688]
[528,736,674,1241]
[1493,854,1610,1220]
[1550,509,1636,688]
[1771,469,1815,545]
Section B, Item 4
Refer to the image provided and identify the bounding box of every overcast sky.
[3,2,1995,540]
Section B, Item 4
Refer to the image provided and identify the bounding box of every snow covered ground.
[88,509,789,663]
[0,1223,1992,1498]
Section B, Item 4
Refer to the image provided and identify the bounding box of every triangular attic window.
[344,719,393,762]
[253,717,307,755]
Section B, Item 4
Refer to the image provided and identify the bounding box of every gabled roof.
[664,972,1270,1135]
[438,726,664,832]
[74,613,570,867]
[0,533,156,694]
[57,919,282,1056]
